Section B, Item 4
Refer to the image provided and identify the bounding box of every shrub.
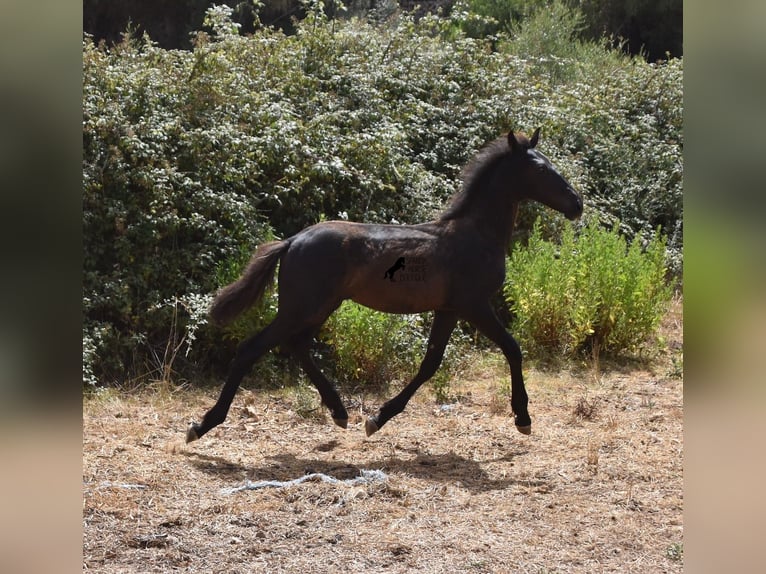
[318,302,471,400]
[504,217,674,359]
[82,6,682,385]
[450,0,552,39]
[82,27,274,382]
[318,302,427,389]
[514,55,683,277]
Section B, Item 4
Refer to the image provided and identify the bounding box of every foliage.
[83,1,683,61]
[82,5,682,385]
[504,217,674,359]
[319,302,472,398]
[505,37,683,275]
[83,0,277,49]
[319,302,427,389]
[503,0,589,74]
[451,0,564,40]
[450,0,683,61]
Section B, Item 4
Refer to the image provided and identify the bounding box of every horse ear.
[508,130,522,153]
[530,127,541,148]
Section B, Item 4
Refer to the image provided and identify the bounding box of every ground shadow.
[183,451,253,478]
[183,443,543,494]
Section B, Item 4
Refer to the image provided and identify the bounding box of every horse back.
[280,221,448,313]
[279,220,503,314]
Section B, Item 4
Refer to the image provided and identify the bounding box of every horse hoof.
[516,424,532,435]
[185,424,200,443]
[365,418,379,437]
[333,417,349,429]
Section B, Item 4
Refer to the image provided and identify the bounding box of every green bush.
[512,55,683,277]
[82,31,273,383]
[82,5,682,385]
[318,302,471,400]
[450,0,559,39]
[504,218,674,359]
[319,302,427,389]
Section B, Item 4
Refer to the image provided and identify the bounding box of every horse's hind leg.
[365,311,457,436]
[290,335,349,428]
[186,316,292,443]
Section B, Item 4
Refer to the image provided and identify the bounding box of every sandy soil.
[83,301,682,573]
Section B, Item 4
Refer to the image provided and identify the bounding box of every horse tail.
[209,240,291,326]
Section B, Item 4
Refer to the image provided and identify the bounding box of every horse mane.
[440,132,531,221]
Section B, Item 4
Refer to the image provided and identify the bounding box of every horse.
[186,129,583,443]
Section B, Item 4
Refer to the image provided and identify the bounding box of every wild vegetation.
[504,217,673,361]
[84,0,683,61]
[82,2,682,388]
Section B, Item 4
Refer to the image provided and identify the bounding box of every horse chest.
[447,243,506,293]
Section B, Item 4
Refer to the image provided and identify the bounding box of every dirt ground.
[83,300,683,573]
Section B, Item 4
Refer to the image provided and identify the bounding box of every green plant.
[505,0,587,64]
[319,302,427,389]
[666,541,683,561]
[504,217,674,359]
[318,302,475,397]
[450,0,550,38]
[290,378,324,420]
[668,352,683,379]
[82,6,681,385]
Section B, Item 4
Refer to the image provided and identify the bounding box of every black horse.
[187,129,583,443]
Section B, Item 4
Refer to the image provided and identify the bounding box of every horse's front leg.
[465,303,531,434]
[366,311,457,436]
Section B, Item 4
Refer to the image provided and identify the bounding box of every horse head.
[508,129,583,220]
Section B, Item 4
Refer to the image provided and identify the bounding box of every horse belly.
[348,270,447,314]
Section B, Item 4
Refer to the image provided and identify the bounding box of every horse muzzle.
[566,190,584,220]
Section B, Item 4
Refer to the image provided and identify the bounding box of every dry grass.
[83,301,682,573]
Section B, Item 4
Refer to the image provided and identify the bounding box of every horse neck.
[442,178,520,252]
[481,200,518,252]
